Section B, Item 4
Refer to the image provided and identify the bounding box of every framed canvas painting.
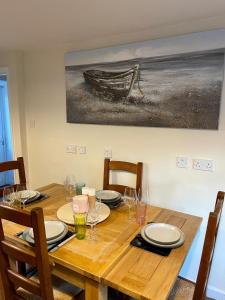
[65,46,224,129]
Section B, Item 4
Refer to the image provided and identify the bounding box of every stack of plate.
[7,190,41,205]
[20,190,41,204]
[140,223,185,248]
[22,220,68,245]
[96,190,122,208]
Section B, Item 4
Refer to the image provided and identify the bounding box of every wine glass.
[137,184,150,204]
[64,175,76,199]
[124,187,138,221]
[3,186,15,206]
[88,207,99,240]
[15,184,27,208]
[136,185,149,225]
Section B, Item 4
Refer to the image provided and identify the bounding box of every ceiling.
[1,0,225,51]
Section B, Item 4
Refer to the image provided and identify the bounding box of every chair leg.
[73,290,85,300]
[17,261,27,276]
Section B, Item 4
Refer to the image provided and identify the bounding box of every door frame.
[0,66,23,159]
[0,69,13,159]
[0,72,14,185]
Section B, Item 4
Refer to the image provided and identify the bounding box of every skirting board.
[207,285,225,300]
[183,275,225,300]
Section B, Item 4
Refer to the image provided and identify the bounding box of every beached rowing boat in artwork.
[83,64,144,101]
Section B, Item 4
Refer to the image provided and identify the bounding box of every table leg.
[85,278,107,300]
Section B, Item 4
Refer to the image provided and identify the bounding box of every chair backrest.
[0,205,54,300]
[193,191,224,300]
[103,158,143,194]
[0,157,26,197]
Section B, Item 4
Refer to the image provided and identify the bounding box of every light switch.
[78,146,86,154]
[176,156,188,168]
[104,148,112,159]
[66,144,76,154]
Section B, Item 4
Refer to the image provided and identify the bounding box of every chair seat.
[17,275,82,300]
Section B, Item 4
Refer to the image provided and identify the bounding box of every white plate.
[20,190,39,199]
[96,190,121,201]
[29,221,66,240]
[22,223,68,245]
[23,191,41,204]
[7,190,39,201]
[144,223,181,244]
[141,226,185,248]
[56,202,110,225]
[101,196,122,204]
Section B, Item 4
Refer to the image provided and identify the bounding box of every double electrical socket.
[66,144,86,155]
[192,158,214,172]
[176,156,214,172]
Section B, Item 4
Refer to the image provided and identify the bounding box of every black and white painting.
[65,50,224,129]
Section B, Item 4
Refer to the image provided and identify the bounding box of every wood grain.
[0,157,26,197]
[1,183,202,300]
[0,205,54,299]
[103,159,143,194]
[104,209,202,300]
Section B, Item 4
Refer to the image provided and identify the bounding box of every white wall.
[24,30,225,299]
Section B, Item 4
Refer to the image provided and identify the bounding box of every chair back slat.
[109,161,138,173]
[0,157,26,197]
[0,205,54,300]
[7,269,41,296]
[1,239,36,266]
[193,191,224,300]
[0,206,31,227]
[103,158,143,194]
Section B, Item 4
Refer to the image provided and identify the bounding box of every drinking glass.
[14,184,27,208]
[3,186,15,206]
[88,207,99,241]
[137,185,150,204]
[64,175,76,199]
[75,182,85,195]
[124,187,138,221]
[136,185,150,225]
[73,213,87,240]
[136,201,147,225]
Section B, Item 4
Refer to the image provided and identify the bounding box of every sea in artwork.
[65,51,224,129]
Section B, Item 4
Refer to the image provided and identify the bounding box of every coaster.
[130,233,171,256]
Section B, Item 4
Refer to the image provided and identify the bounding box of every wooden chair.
[0,205,81,300]
[103,158,143,194]
[0,157,26,197]
[169,191,224,300]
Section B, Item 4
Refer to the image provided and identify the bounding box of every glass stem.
[128,206,131,220]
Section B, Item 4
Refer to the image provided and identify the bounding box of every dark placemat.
[47,230,75,252]
[130,233,172,256]
[17,229,75,252]
[15,230,75,277]
[24,193,49,206]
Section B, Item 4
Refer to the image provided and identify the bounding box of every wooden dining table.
[2,183,202,300]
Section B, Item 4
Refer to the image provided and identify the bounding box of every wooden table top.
[3,183,202,300]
